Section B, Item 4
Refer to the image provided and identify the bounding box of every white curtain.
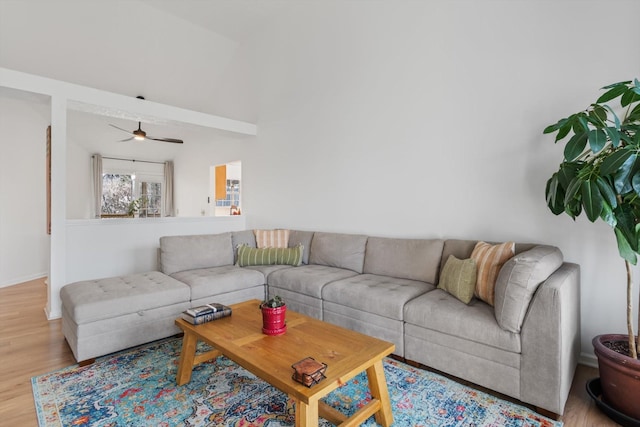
[164,161,175,216]
[91,154,102,218]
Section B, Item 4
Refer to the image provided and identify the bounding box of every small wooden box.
[292,357,327,387]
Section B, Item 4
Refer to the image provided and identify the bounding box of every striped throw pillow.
[255,229,290,248]
[237,244,303,267]
[471,241,515,306]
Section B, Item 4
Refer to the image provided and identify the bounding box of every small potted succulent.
[260,295,287,336]
[543,79,640,421]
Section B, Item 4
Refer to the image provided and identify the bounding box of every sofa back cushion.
[232,230,257,249]
[494,245,564,333]
[309,232,368,273]
[232,230,257,263]
[364,237,444,283]
[289,230,314,264]
[160,233,233,275]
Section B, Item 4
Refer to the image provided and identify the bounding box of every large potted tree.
[544,79,640,421]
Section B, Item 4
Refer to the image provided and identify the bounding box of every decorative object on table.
[543,78,640,421]
[31,337,562,427]
[291,357,327,387]
[260,295,287,335]
[181,302,232,325]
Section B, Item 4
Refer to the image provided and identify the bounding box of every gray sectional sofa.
[60,229,580,416]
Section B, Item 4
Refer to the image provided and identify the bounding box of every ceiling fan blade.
[118,137,134,142]
[109,123,134,134]
[147,136,184,144]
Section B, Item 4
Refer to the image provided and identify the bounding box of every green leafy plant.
[127,198,140,216]
[544,79,640,359]
[260,295,285,308]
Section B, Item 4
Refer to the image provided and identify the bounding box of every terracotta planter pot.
[261,305,287,336]
[592,334,640,420]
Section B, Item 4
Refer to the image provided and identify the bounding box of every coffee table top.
[175,299,395,402]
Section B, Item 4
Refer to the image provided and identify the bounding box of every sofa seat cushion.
[171,266,265,301]
[404,289,520,353]
[267,264,359,298]
[322,274,434,321]
[60,271,190,324]
[243,264,293,280]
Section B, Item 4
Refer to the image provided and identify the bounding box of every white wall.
[0,0,242,118]
[0,90,50,287]
[235,1,640,365]
[65,216,246,283]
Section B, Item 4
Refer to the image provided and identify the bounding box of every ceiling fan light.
[133,128,146,140]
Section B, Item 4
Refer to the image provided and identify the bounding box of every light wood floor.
[0,278,620,426]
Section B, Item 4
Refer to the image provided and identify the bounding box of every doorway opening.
[211,161,241,216]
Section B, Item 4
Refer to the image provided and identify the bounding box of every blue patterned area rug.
[32,337,562,427]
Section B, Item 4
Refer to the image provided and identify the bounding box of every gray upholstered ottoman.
[60,271,191,363]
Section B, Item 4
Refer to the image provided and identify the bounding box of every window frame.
[100,160,165,218]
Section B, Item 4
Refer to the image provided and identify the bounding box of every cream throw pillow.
[255,229,290,248]
[437,255,477,304]
[471,241,515,306]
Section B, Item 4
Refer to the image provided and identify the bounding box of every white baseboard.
[0,272,47,289]
[44,305,61,320]
[579,352,598,368]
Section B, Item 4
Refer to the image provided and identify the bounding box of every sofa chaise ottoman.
[60,271,191,362]
[61,231,267,363]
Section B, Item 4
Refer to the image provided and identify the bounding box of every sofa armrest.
[520,262,580,415]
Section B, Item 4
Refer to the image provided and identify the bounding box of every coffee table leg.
[294,397,318,427]
[366,360,394,427]
[176,331,197,385]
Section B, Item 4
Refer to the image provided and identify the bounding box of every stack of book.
[181,303,232,325]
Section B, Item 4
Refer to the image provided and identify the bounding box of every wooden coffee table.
[175,299,395,427]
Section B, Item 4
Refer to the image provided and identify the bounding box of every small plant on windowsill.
[260,296,286,336]
[127,198,140,217]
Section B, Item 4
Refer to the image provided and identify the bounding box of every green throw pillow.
[236,244,303,267]
[438,255,477,304]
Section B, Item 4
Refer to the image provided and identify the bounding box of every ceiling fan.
[109,121,184,144]
[109,97,183,144]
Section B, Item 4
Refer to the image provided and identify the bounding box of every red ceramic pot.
[261,305,287,336]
